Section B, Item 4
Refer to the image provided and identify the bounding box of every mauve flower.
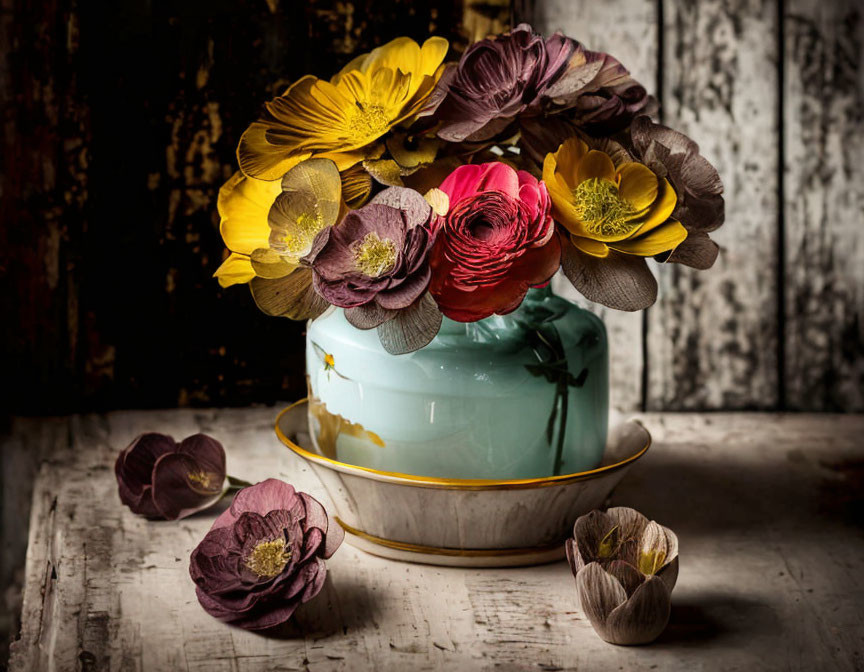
[431,24,573,143]
[189,479,344,630]
[309,186,435,329]
[630,116,725,269]
[429,162,560,322]
[540,40,654,137]
[115,433,226,520]
[566,508,678,645]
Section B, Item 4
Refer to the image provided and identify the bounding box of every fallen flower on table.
[115,432,234,520]
[189,478,345,630]
[566,507,679,645]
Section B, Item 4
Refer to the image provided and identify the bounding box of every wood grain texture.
[0,0,469,415]
[537,0,659,412]
[646,0,781,410]
[784,0,864,411]
[8,407,864,670]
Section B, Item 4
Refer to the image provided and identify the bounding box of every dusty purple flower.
[431,23,573,143]
[189,479,344,630]
[531,40,654,139]
[309,186,436,329]
[115,433,226,520]
[630,115,725,269]
[566,508,678,645]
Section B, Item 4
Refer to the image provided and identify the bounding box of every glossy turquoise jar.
[305,287,609,479]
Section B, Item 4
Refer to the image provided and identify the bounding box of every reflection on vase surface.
[305,287,609,479]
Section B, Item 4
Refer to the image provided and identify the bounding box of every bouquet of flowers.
[215,24,724,354]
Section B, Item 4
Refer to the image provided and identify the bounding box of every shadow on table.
[609,445,860,537]
[652,593,780,649]
[254,574,380,640]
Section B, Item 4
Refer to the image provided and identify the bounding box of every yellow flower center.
[283,211,324,256]
[572,178,637,237]
[353,232,397,277]
[187,471,218,491]
[347,104,391,143]
[638,549,667,576]
[245,538,292,578]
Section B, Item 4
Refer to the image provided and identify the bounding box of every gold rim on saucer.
[274,399,651,491]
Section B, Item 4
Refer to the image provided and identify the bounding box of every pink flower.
[429,162,560,322]
[189,479,344,630]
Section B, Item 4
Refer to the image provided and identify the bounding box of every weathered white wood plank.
[8,407,864,671]
[647,0,780,410]
[0,418,70,668]
[784,0,864,411]
[538,0,659,412]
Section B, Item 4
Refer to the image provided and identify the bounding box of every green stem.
[553,377,569,476]
[225,475,253,492]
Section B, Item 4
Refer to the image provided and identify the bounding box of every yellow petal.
[554,137,590,188]
[214,253,255,287]
[542,152,559,189]
[571,235,610,258]
[250,248,297,278]
[420,37,449,77]
[576,150,616,184]
[340,164,373,208]
[627,178,678,236]
[610,220,688,256]
[218,172,281,255]
[237,122,309,181]
[617,163,659,212]
[318,142,384,172]
[386,132,439,169]
[424,188,449,216]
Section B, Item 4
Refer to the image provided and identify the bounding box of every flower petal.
[656,231,719,269]
[249,268,330,320]
[214,253,255,288]
[576,562,627,628]
[606,560,645,598]
[571,235,610,258]
[573,510,614,561]
[370,186,432,228]
[638,520,670,575]
[151,452,223,521]
[576,150,616,184]
[237,120,310,181]
[345,302,397,329]
[377,292,442,355]
[604,575,671,645]
[218,172,281,255]
[617,163,659,211]
[610,220,688,257]
[250,248,297,279]
[560,238,657,311]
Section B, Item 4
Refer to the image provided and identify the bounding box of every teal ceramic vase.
[305,287,609,479]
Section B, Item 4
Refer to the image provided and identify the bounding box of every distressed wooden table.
[6,409,864,671]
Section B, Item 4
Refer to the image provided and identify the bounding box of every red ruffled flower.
[429,162,560,322]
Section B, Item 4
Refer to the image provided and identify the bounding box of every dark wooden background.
[1,0,862,415]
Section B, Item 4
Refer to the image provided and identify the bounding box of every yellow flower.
[543,137,687,258]
[238,36,449,181]
[214,159,344,319]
